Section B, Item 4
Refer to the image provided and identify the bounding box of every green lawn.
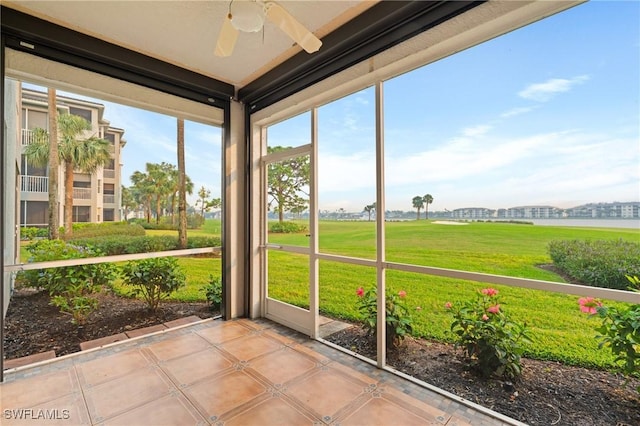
[112,222,223,302]
[20,219,639,369]
[266,220,639,369]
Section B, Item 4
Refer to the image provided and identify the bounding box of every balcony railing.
[73,187,91,200]
[103,194,115,204]
[21,129,35,146]
[21,175,49,192]
[103,169,115,179]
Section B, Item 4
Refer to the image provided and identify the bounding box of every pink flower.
[398,290,407,298]
[356,287,364,297]
[481,288,498,297]
[482,314,489,321]
[578,297,602,315]
[487,304,500,314]
[444,302,453,310]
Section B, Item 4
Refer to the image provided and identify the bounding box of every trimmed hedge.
[67,222,146,239]
[71,235,221,256]
[20,227,48,240]
[548,239,640,290]
[269,221,308,233]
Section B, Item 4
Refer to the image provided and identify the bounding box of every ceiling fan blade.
[215,14,239,57]
[265,2,322,54]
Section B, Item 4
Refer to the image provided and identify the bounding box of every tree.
[147,162,174,224]
[168,168,193,225]
[267,146,310,223]
[423,194,434,220]
[177,118,187,249]
[364,203,376,222]
[24,112,111,238]
[121,185,136,220]
[130,170,154,222]
[197,186,211,218]
[47,88,60,239]
[412,196,424,220]
[206,197,221,217]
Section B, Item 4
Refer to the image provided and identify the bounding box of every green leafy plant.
[579,275,640,391]
[202,275,223,310]
[269,221,308,234]
[447,288,531,379]
[71,235,222,256]
[356,286,414,347]
[120,257,186,312]
[548,239,640,290]
[16,239,116,324]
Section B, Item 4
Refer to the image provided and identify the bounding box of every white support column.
[225,99,246,318]
[248,117,265,318]
[309,108,319,338]
[375,81,386,367]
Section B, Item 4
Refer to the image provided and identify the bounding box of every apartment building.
[566,202,640,219]
[451,207,495,219]
[505,205,564,219]
[18,84,126,227]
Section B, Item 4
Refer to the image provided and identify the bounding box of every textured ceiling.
[3,0,377,88]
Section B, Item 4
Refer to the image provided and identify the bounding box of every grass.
[111,222,223,302]
[266,220,639,370]
[19,219,639,369]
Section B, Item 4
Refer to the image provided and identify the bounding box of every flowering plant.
[578,275,640,391]
[356,286,413,347]
[446,288,531,379]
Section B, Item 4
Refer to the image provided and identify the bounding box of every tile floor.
[1,319,514,425]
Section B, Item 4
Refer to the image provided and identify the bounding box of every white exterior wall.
[3,80,20,318]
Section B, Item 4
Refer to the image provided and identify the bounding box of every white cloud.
[316,124,639,212]
[518,75,590,102]
[500,106,538,118]
[462,125,492,137]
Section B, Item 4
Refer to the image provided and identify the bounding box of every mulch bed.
[325,325,639,426]
[3,287,216,359]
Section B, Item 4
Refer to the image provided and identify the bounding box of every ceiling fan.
[215,0,322,57]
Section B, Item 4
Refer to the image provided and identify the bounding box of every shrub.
[202,275,223,310]
[20,227,47,240]
[269,221,308,233]
[16,239,116,324]
[446,288,531,379]
[128,214,204,230]
[71,235,221,256]
[548,239,640,290]
[578,276,640,392]
[120,257,186,311]
[66,222,146,239]
[356,286,414,347]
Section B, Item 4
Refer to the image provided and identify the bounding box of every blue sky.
[25,1,639,213]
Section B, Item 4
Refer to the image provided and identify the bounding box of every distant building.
[506,206,564,219]
[17,85,127,227]
[565,202,640,219]
[451,207,495,219]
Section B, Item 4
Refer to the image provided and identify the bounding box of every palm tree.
[412,196,424,220]
[24,112,111,238]
[177,118,187,249]
[147,162,174,224]
[47,88,60,239]
[168,168,193,225]
[364,203,375,221]
[121,185,137,220]
[423,194,434,220]
[130,171,154,222]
